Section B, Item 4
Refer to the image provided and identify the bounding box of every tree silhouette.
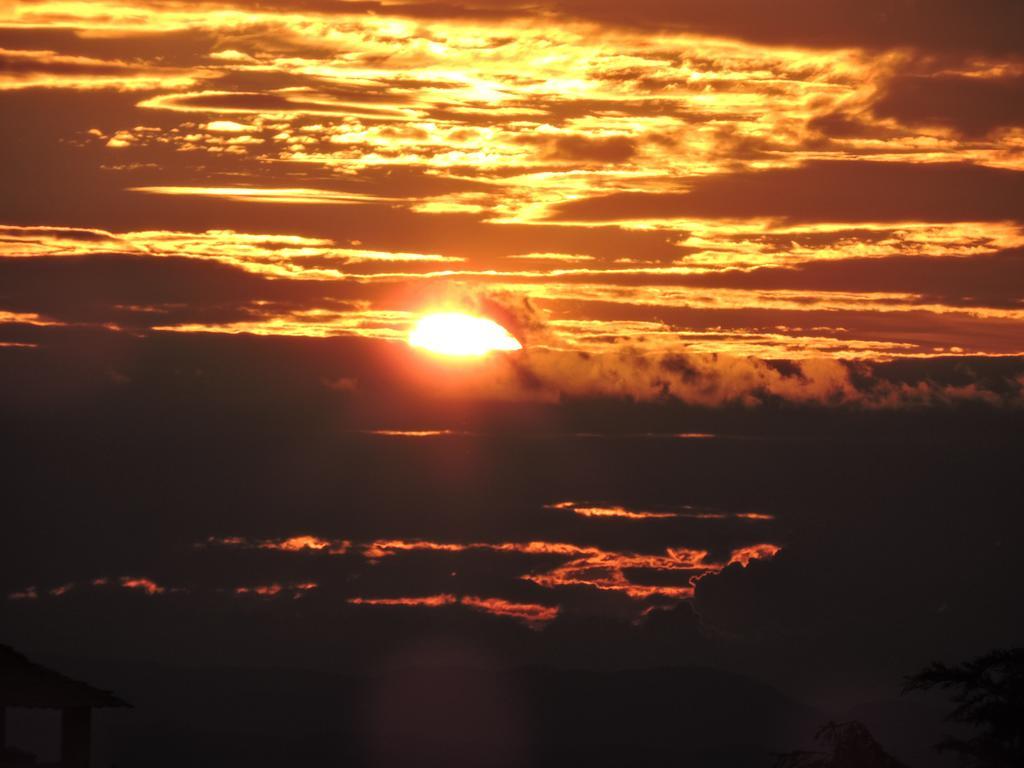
[903,648,1024,767]
[772,721,908,768]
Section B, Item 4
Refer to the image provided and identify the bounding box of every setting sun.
[408,312,523,357]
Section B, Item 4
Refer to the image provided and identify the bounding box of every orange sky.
[1,0,1022,407]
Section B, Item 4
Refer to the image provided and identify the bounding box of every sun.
[408,312,523,357]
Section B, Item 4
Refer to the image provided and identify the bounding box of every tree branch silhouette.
[903,648,1024,767]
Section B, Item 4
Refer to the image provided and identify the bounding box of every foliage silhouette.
[903,648,1024,767]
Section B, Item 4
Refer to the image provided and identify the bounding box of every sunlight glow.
[408,312,522,357]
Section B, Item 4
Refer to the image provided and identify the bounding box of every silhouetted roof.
[0,645,129,709]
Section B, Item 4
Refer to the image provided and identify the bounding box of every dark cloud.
[0,48,129,77]
[219,0,523,22]
[674,248,1024,310]
[215,0,1024,56]
[0,27,218,67]
[543,298,1024,357]
[529,0,1024,56]
[145,89,408,117]
[552,161,1024,223]
[694,483,1024,702]
[872,75,1024,138]
[806,111,897,140]
[544,135,637,163]
[15,0,1020,58]
[513,347,1024,407]
[0,254,368,327]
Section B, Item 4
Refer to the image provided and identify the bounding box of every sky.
[1,2,1022,766]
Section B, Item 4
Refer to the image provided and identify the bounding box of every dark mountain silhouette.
[773,721,908,768]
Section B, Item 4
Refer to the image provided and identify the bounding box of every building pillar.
[60,707,91,768]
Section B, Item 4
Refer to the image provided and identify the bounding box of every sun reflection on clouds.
[197,532,783,614]
[547,502,777,522]
[203,535,351,555]
[359,537,780,603]
[347,594,560,627]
